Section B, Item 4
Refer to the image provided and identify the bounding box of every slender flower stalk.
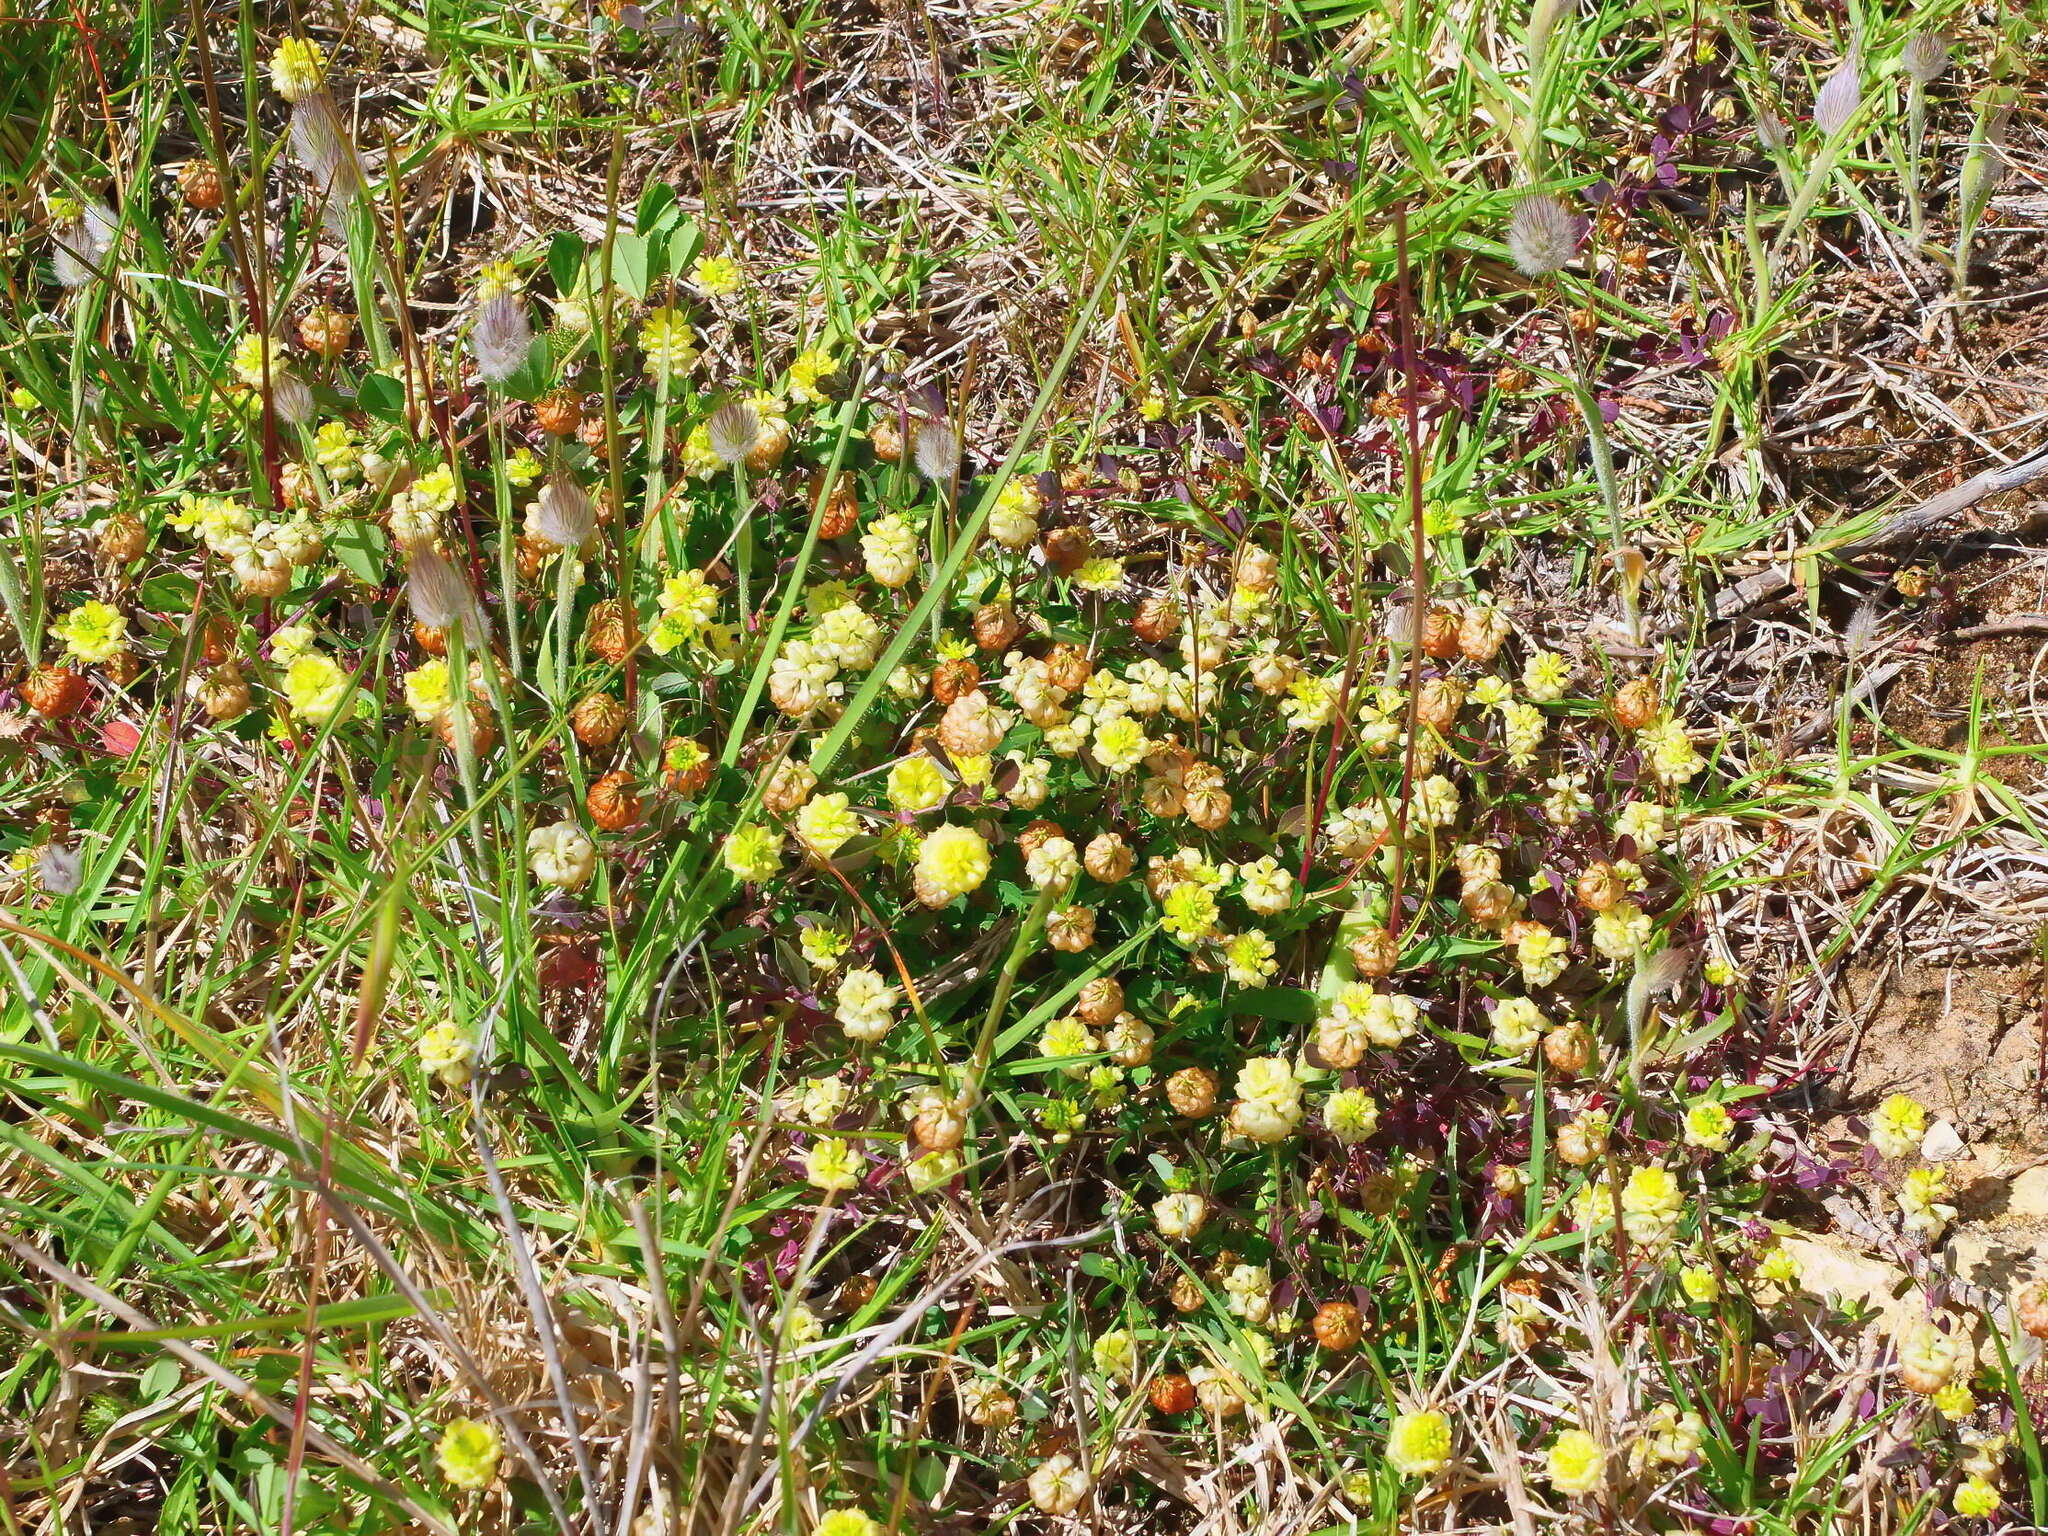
[1902,32,1949,243]
[1767,56,1864,267]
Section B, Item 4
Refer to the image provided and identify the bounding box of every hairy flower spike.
[1814,57,1862,137]
[470,291,532,386]
[1506,194,1581,277]
[1902,31,1949,85]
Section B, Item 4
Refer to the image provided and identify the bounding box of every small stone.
[1921,1120,1966,1163]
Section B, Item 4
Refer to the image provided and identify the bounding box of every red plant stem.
[1385,205,1430,930]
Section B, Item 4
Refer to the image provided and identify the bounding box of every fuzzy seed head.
[1506,194,1581,278]
[1902,31,1949,86]
[470,291,533,387]
[288,96,363,201]
[406,549,483,642]
[527,476,597,551]
[1814,59,1862,137]
[914,420,960,483]
[708,400,761,466]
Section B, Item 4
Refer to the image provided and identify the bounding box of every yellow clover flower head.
[1620,1165,1684,1247]
[475,259,521,300]
[690,252,744,298]
[1683,1100,1735,1152]
[435,1416,502,1490]
[723,823,783,884]
[640,307,701,377]
[1386,1409,1452,1477]
[1161,883,1220,946]
[788,346,839,405]
[1953,1477,2000,1519]
[804,1136,864,1192]
[1546,1428,1607,1497]
[230,333,281,388]
[913,824,991,906]
[55,600,129,664]
[1868,1092,1926,1160]
[283,652,354,724]
[268,37,327,103]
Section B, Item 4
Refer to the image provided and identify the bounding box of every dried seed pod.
[1083,832,1132,884]
[195,665,250,721]
[2017,1281,2048,1340]
[237,560,291,598]
[817,472,859,539]
[1313,1016,1365,1071]
[178,159,225,210]
[433,701,497,756]
[1045,642,1091,694]
[1492,1163,1525,1196]
[22,666,88,720]
[1461,880,1517,929]
[1554,1116,1607,1166]
[101,651,141,686]
[1183,780,1230,832]
[1149,1373,1196,1415]
[571,691,627,750]
[534,388,583,437]
[762,759,816,817]
[961,1379,1017,1429]
[1418,606,1461,659]
[515,534,552,581]
[279,462,317,509]
[1169,1274,1205,1313]
[586,769,642,831]
[1075,976,1123,1029]
[1609,677,1660,731]
[1456,844,1502,890]
[1042,525,1093,575]
[912,1106,967,1152]
[297,304,353,361]
[1348,926,1399,979]
[931,658,981,707]
[1458,605,1510,662]
[1193,1370,1246,1419]
[936,689,1004,758]
[661,737,713,797]
[1045,904,1096,952]
[1575,862,1624,912]
[1416,677,1465,733]
[576,414,608,450]
[579,598,629,666]
[96,510,146,564]
[413,622,447,657]
[1140,775,1185,820]
[1015,819,1064,862]
[1542,1023,1594,1077]
[1165,1066,1218,1119]
[1312,1301,1364,1352]
[971,604,1021,654]
[746,416,791,474]
[869,416,903,463]
[186,622,232,672]
[1132,595,1181,645]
